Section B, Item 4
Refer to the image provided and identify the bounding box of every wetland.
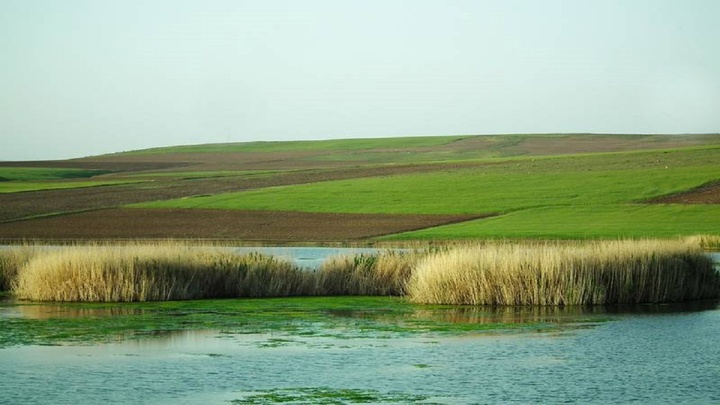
[1,296,720,404]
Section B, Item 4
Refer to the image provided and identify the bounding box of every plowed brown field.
[648,181,720,204]
[0,209,488,242]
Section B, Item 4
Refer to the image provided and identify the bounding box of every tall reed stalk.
[6,239,718,304]
[12,243,312,302]
[0,246,41,292]
[693,235,720,251]
[315,250,425,296]
[406,240,719,305]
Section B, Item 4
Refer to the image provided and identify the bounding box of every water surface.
[2,300,719,404]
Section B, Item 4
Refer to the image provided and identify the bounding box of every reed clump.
[316,250,427,296]
[6,239,718,304]
[0,246,42,292]
[12,243,312,302]
[692,235,720,251]
[406,240,720,306]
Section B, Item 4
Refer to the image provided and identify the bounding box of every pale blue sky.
[1,0,719,160]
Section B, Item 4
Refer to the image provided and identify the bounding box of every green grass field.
[0,167,111,182]
[0,180,143,193]
[0,167,134,193]
[131,145,720,239]
[122,135,470,155]
[384,205,720,239]
[2,134,717,240]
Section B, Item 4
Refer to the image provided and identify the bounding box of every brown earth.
[512,134,718,156]
[647,181,720,204]
[0,209,489,242]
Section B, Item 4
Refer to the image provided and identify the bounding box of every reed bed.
[12,243,313,302]
[693,235,720,251]
[4,239,718,304]
[0,246,42,292]
[406,240,720,305]
[316,250,428,296]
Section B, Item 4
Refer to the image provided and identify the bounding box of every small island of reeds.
[1,238,718,305]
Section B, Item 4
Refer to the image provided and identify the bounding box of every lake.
[2,298,720,404]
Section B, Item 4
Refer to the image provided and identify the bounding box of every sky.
[1,0,719,161]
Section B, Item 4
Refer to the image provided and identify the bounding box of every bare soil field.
[0,209,487,242]
[648,181,720,204]
[510,134,718,155]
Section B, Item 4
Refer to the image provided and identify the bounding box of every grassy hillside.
[0,167,111,181]
[130,145,720,239]
[1,134,718,241]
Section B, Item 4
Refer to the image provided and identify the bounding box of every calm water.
[232,246,392,269]
[2,302,720,404]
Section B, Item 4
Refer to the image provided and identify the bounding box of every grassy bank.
[2,239,718,304]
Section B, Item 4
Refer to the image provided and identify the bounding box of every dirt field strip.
[647,181,720,204]
[0,208,491,242]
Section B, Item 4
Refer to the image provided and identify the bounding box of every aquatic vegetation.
[406,240,720,305]
[1,296,585,347]
[231,387,430,404]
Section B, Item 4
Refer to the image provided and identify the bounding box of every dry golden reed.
[12,242,312,302]
[4,239,718,304]
[406,240,719,305]
[692,235,720,251]
[315,250,426,296]
[0,246,42,291]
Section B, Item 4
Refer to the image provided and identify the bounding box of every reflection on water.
[5,303,145,320]
[2,302,720,405]
[328,300,720,326]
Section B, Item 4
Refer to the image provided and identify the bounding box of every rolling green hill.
[2,133,719,241]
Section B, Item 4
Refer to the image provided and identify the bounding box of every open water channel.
[0,250,718,404]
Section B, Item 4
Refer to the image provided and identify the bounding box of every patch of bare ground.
[0,209,489,242]
[81,151,352,171]
[510,134,719,156]
[0,160,185,172]
[647,181,720,204]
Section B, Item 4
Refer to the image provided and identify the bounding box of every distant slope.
[83,133,720,171]
[0,133,718,241]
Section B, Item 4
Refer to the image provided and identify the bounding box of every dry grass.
[11,243,312,302]
[0,246,42,291]
[4,239,718,304]
[315,250,426,296]
[691,235,720,251]
[406,240,719,305]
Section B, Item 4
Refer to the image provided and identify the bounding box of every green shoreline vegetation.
[2,239,717,305]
